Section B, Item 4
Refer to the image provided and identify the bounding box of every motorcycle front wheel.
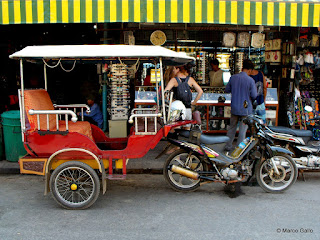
[256,153,297,193]
[163,149,205,192]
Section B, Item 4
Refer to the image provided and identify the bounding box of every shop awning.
[0,0,319,27]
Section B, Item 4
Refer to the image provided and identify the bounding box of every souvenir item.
[282,68,287,79]
[265,52,271,62]
[109,64,130,120]
[150,30,166,46]
[220,120,226,129]
[310,34,319,47]
[297,54,304,65]
[272,39,282,50]
[224,106,231,118]
[235,52,244,73]
[272,51,281,63]
[265,40,272,51]
[223,32,236,47]
[211,106,216,116]
[237,32,250,48]
[251,33,265,48]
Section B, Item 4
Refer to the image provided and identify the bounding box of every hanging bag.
[175,76,192,108]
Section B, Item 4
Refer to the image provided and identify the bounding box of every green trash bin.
[1,110,27,162]
[0,123,3,160]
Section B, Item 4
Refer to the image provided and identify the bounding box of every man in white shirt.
[209,59,224,87]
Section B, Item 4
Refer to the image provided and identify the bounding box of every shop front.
[1,0,320,134]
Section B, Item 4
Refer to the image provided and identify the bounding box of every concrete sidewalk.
[0,140,169,174]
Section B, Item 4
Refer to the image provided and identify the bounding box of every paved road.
[0,173,319,240]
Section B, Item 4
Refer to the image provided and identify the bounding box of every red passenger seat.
[23,89,93,140]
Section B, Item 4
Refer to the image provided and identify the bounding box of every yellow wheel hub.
[70,183,78,191]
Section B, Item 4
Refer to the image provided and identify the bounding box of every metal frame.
[129,107,162,135]
[28,109,78,131]
[53,104,90,121]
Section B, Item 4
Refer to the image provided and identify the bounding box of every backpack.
[175,76,192,108]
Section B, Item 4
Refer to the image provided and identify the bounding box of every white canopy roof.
[9,45,195,65]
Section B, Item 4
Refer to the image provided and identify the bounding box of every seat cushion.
[24,89,55,131]
[268,126,313,137]
[178,130,230,144]
[58,121,93,140]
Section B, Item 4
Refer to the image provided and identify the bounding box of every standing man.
[224,60,257,152]
[209,59,224,87]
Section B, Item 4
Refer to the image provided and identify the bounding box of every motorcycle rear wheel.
[256,153,297,193]
[163,149,205,192]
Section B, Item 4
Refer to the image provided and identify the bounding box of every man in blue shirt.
[82,97,104,129]
[224,60,257,152]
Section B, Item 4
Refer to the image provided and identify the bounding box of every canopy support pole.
[160,57,166,124]
[102,79,107,132]
[155,61,159,111]
[44,64,48,91]
[20,59,26,141]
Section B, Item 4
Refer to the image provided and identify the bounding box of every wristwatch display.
[251,33,265,48]
[223,32,236,47]
[237,32,250,48]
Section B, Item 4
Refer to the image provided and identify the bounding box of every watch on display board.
[237,32,250,48]
[150,30,167,46]
[251,33,265,48]
[223,32,236,47]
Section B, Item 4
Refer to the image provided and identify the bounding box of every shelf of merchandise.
[196,102,278,134]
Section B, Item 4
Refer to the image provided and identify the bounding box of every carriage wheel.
[50,161,100,210]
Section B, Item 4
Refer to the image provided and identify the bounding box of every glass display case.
[135,86,157,104]
[134,86,279,133]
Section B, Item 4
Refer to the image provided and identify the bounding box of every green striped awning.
[0,0,320,27]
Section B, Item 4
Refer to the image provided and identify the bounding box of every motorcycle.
[163,113,298,193]
[265,114,320,171]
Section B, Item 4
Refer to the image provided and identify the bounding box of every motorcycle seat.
[178,130,230,144]
[268,126,313,137]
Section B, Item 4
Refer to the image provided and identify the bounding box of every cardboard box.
[109,120,127,138]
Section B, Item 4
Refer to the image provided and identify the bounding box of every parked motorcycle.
[163,114,298,193]
[265,118,320,171]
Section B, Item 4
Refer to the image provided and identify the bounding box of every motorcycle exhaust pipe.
[170,165,199,180]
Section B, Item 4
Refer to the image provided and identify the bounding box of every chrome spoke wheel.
[50,161,100,209]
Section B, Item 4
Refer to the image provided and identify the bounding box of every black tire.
[163,149,205,192]
[50,161,100,210]
[255,153,297,193]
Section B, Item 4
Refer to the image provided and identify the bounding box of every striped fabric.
[0,0,319,27]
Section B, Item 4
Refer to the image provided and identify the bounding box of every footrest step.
[107,174,127,180]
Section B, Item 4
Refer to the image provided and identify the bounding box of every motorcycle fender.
[269,145,294,156]
[296,146,317,153]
